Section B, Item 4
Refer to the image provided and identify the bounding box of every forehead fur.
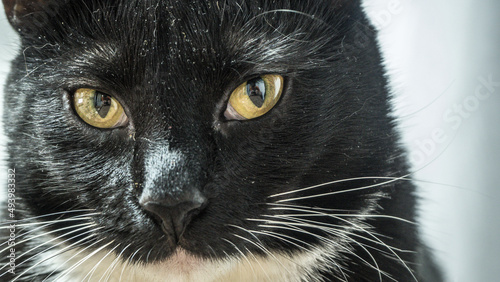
[7,0,362,62]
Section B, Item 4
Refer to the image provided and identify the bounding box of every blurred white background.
[363,0,500,281]
[0,1,498,281]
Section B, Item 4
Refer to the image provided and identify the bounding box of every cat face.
[2,0,419,280]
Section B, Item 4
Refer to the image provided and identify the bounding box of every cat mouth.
[142,247,215,278]
[161,248,204,269]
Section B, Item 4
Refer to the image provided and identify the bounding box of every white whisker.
[145,248,154,264]
[40,233,105,281]
[0,214,98,230]
[82,243,120,282]
[275,176,408,203]
[119,246,143,282]
[274,212,416,225]
[267,202,351,213]
[221,238,257,279]
[261,208,415,253]
[1,223,97,272]
[268,204,416,225]
[52,240,115,281]
[0,222,95,257]
[11,231,101,281]
[268,175,410,199]
[244,246,273,281]
[102,243,131,282]
[0,217,91,249]
[0,210,97,227]
[256,220,391,281]
[230,231,293,276]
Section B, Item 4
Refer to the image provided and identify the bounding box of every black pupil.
[94,92,112,118]
[246,77,266,108]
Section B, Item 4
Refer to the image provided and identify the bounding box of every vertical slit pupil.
[246,77,266,108]
[94,92,112,118]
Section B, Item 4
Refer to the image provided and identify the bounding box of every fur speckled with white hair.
[1,0,441,281]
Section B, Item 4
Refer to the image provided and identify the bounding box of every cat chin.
[53,246,326,281]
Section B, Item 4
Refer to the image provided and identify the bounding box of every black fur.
[1,0,441,281]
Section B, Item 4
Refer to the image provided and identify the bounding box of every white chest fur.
[46,246,326,282]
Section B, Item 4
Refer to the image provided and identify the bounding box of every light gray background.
[0,1,499,281]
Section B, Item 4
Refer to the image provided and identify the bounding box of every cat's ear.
[2,0,62,35]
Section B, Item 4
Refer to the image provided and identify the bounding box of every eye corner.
[223,102,247,121]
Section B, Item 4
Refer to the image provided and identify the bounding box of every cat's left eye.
[73,88,128,129]
[224,74,284,120]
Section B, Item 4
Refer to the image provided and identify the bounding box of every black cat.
[0,0,441,281]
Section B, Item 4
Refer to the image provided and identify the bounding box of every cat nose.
[139,188,208,242]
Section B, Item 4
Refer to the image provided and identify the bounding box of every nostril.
[140,190,208,242]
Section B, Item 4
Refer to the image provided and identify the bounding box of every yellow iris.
[227,74,283,120]
[73,88,128,128]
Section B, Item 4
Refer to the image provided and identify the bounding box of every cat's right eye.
[73,88,128,129]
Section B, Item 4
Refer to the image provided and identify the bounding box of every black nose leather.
[140,189,207,242]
